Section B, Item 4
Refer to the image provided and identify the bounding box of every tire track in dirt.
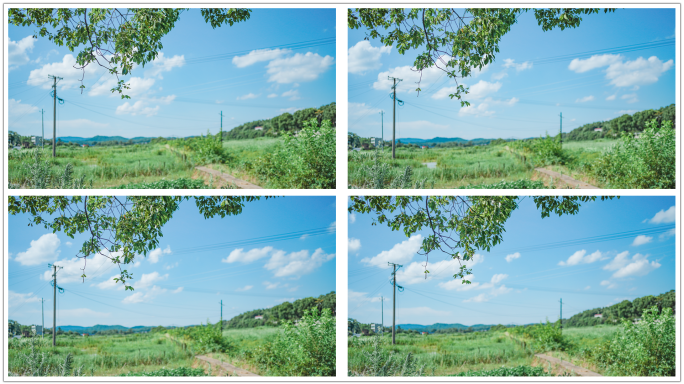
[534,168,599,189]
[535,353,602,377]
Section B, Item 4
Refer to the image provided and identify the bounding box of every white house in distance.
[593,127,603,132]
[254,126,263,131]
[254,315,264,320]
[594,313,603,318]
[31,325,43,336]
[369,137,381,147]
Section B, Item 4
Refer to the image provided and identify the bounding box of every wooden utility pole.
[388,76,402,159]
[49,264,62,346]
[48,75,63,157]
[388,262,402,344]
[559,298,563,333]
[380,111,384,150]
[220,300,224,332]
[220,111,223,143]
[559,112,563,148]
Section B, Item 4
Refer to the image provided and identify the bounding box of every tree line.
[225,102,336,140]
[222,291,336,329]
[564,290,675,327]
[565,104,675,141]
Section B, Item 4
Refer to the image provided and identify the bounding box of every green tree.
[349,8,614,105]
[348,196,614,282]
[8,196,265,289]
[8,8,251,98]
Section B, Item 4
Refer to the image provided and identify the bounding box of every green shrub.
[253,308,336,376]
[451,365,551,376]
[111,178,210,189]
[348,336,425,377]
[592,306,675,376]
[254,119,335,189]
[119,367,207,376]
[591,119,675,188]
[170,321,232,355]
[459,179,546,189]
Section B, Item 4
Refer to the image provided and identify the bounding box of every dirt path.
[535,353,602,377]
[195,166,263,189]
[534,167,599,189]
[194,355,260,377]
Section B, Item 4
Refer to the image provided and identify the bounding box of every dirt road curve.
[195,166,263,189]
[195,355,261,377]
[535,353,602,377]
[534,168,599,189]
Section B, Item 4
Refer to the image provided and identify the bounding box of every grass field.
[8,138,282,189]
[347,139,625,189]
[7,327,284,377]
[348,326,622,377]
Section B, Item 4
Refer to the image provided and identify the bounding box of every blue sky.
[8,8,336,139]
[348,197,676,326]
[348,8,676,140]
[8,197,336,327]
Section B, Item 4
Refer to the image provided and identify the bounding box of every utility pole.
[388,76,402,159]
[559,298,563,333]
[219,300,224,332]
[388,262,402,344]
[49,263,62,347]
[380,296,384,335]
[41,298,45,339]
[379,111,384,151]
[48,75,63,157]
[219,111,223,143]
[41,109,44,149]
[559,112,563,148]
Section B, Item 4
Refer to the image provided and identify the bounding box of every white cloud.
[348,238,362,252]
[491,71,508,80]
[236,285,253,292]
[40,251,115,284]
[659,228,676,241]
[464,293,489,303]
[502,59,533,72]
[237,92,260,100]
[361,235,422,268]
[374,57,480,94]
[145,53,185,78]
[568,54,672,87]
[116,100,159,117]
[9,35,36,70]
[505,252,520,263]
[93,76,156,98]
[9,290,41,307]
[267,93,278,98]
[164,262,179,270]
[600,280,618,289]
[575,95,595,103]
[606,94,616,101]
[65,242,73,247]
[433,80,501,101]
[585,286,591,290]
[459,102,494,117]
[605,56,673,87]
[96,274,125,290]
[399,254,484,285]
[223,246,274,264]
[631,235,653,246]
[9,98,39,117]
[300,234,309,240]
[28,54,108,90]
[134,271,168,290]
[122,285,167,304]
[439,275,481,291]
[264,281,280,290]
[281,89,300,100]
[621,93,639,104]
[490,274,508,284]
[648,206,675,224]
[348,41,392,74]
[349,213,356,224]
[568,54,622,73]
[603,251,661,278]
[264,248,335,278]
[266,52,334,83]
[328,221,336,234]
[558,250,604,266]
[172,287,183,294]
[233,48,291,68]
[148,245,172,264]
[348,289,383,304]
[15,233,61,266]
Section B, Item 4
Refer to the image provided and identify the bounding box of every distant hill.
[224,102,336,140]
[397,323,495,332]
[58,136,158,145]
[397,137,493,145]
[565,103,675,141]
